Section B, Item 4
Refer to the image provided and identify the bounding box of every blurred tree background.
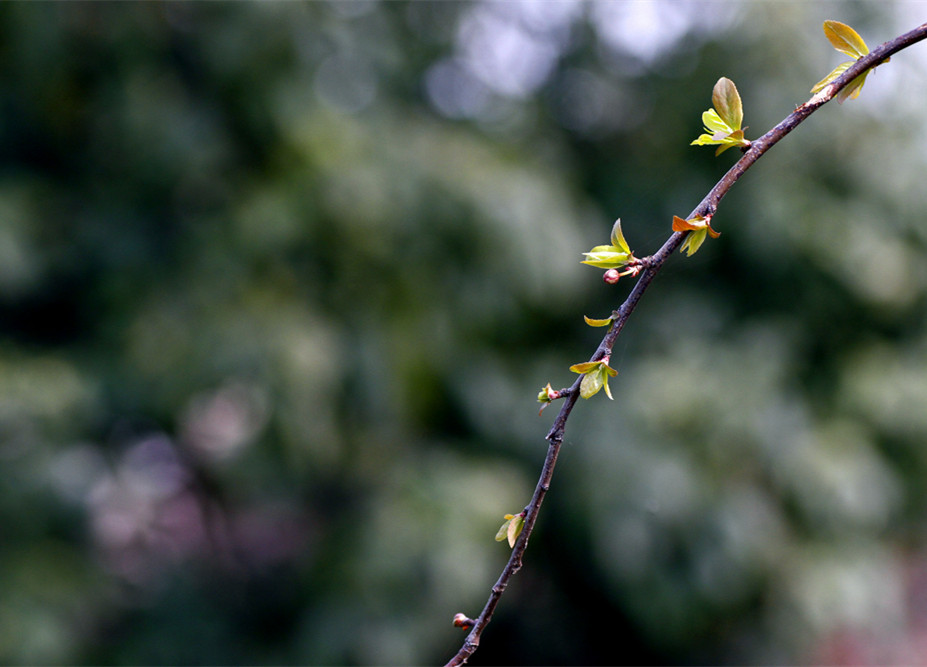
[2,1,927,664]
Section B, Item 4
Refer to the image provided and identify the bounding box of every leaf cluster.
[495,513,525,548]
[811,20,888,103]
[580,219,635,269]
[690,77,750,155]
[672,214,721,257]
[569,358,618,400]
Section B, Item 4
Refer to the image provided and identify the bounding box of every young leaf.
[610,219,631,255]
[602,376,614,399]
[579,370,604,399]
[570,361,600,374]
[495,517,512,542]
[823,20,869,59]
[700,109,734,136]
[495,513,524,548]
[812,21,885,103]
[672,215,693,233]
[711,77,743,132]
[837,72,869,103]
[691,79,750,155]
[673,214,720,235]
[673,214,720,257]
[811,61,853,94]
[495,514,516,542]
[570,360,618,400]
[506,514,524,548]
[580,245,630,269]
[680,228,708,257]
[581,219,636,270]
[584,315,613,327]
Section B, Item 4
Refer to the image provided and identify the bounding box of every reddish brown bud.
[603,269,621,284]
[453,613,475,630]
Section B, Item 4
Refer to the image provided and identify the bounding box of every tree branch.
[445,21,927,667]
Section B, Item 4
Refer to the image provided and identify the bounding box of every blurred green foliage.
[2,2,927,664]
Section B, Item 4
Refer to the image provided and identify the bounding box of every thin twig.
[445,21,927,667]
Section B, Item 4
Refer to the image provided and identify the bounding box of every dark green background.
[2,2,927,664]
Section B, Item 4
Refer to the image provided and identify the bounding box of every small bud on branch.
[452,613,475,631]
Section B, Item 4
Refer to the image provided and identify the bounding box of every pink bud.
[603,269,621,284]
